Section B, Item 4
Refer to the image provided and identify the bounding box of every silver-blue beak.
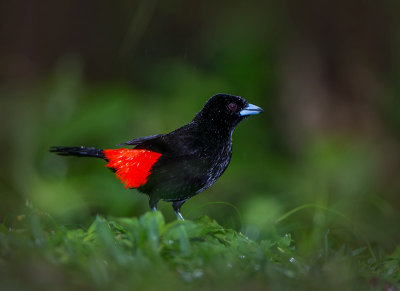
[239,103,264,116]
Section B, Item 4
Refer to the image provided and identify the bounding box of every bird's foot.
[175,211,185,221]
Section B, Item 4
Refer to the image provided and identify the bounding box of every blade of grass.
[276,203,376,261]
[186,201,243,227]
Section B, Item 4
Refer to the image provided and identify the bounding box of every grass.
[0,208,399,291]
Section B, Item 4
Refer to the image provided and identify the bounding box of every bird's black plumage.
[50,94,263,219]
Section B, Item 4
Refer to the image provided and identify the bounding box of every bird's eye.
[228,103,237,111]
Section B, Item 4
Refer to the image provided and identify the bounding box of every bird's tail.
[49,146,105,159]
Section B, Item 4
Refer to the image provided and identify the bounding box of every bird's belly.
[138,151,231,201]
[194,154,231,194]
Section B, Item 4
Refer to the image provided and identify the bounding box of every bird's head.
[193,94,263,130]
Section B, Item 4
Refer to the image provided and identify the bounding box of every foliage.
[0,210,398,291]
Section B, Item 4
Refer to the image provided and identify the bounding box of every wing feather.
[116,134,162,146]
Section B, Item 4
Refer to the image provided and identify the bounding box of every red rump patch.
[103,149,162,189]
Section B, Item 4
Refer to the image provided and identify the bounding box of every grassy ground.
[1,209,399,291]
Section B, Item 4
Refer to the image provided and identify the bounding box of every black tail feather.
[49,146,105,159]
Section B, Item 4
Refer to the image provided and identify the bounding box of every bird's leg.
[172,200,187,221]
[149,197,159,211]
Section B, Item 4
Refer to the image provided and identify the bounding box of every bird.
[50,93,263,220]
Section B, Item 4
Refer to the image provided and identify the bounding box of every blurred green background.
[1,0,400,259]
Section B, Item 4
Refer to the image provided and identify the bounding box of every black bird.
[50,94,263,219]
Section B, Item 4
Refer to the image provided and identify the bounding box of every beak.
[239,103,264,116]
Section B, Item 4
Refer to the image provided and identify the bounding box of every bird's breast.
[194,140,232,193]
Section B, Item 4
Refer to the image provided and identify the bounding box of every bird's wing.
[119,125,203,158]
[117,134,163,146]
[134,130,203,158]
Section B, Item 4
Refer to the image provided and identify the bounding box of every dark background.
[1,0,400,254]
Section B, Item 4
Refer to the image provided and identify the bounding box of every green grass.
[0,210,399,290]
